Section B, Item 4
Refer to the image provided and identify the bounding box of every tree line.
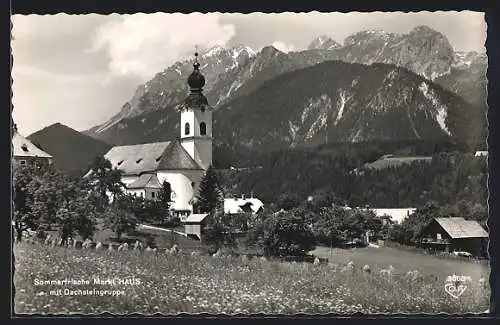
[12,157,177,243]
[219,148,487,212]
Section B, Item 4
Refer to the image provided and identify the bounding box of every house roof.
[434,217,488,239]
[224,198,264,214]
[127,174,162,189]
[371,208,416,224]
[12,132,52,158]
[103,139,203,176]
[184,213,209,223]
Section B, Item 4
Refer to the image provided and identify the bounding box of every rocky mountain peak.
[409,25,441,36]
[308,36,341,50]
[260,45,282,56]
[343,29,400,47]
[202,45,226,57]
[86,25,485,142]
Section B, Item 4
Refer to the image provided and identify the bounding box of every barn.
[417,217,488,257]
[183,213,209,240]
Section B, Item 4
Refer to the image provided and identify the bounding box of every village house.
[340,206,415,225]
[370,208,416,225]
[88,53,213,218]
[474,150,488,158]
[224,195,264,215]
[417,217,488,257]
[12,124,53,169]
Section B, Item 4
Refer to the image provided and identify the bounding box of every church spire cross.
[193,46,200,71]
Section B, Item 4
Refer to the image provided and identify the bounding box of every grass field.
[311,246,489,280]
[13,242,490,314]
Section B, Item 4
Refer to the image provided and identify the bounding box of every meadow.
[13,242,490,315]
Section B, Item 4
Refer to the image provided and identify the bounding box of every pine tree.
[196,165,223,215]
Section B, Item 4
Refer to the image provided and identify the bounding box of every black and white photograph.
[11,11,490,314]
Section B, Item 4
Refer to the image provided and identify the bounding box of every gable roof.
[127,174,162,189]
[103,139,202,176]
[434,217,488,239]
[224,198,264,214]
[184,213,209,223]
[12,132,52,159]
[157,140,203,170]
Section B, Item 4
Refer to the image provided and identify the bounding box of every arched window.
[184,123,190,135]
[200,122,207,136]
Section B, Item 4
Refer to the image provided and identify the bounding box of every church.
[101,52,213,217]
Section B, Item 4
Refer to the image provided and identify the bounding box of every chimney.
[250,191,254,199]
[241,194,245,200]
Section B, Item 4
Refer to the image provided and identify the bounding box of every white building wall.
[185,224,202,240]
[126,189,146,198]
[157,170,204,212]
[180,110,212,139]
[180,109,213,170]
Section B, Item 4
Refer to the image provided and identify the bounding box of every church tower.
[180,52,213,170]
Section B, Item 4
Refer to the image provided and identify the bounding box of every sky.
[11,11,486,136]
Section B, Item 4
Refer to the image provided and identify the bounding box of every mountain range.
[73,25,487,165]
[27,123,112,176]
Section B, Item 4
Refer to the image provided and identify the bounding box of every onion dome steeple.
[187,52,206,90]
[180,51,211,111]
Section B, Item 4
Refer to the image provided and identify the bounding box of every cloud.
[271,41,296,53]
[89,13,236,81]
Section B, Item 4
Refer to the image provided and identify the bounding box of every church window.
[185,123,190,135]
[19,160,26,166]
[151,192,156,198]
[200,122,207,136]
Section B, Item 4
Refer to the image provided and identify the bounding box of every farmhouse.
[12,125,53,169]
[224,196,264,215]
[87,53,213,217]
[417,217,488,257]
[474,150,488,158]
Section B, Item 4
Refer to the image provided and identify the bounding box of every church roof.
[104,139,203,176]
[127,173,162,189]
[12,132,53,158]
[104,141,171,176]
[157,140,203,171]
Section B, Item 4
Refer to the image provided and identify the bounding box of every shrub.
[260,209,316,257]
